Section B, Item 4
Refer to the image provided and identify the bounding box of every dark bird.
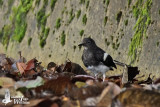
[78,37,117,81]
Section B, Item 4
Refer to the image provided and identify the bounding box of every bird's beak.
[78,43,84,46]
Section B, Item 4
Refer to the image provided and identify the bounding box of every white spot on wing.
[103,53,108,61]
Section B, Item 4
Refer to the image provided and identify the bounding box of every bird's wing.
[95,48,117,69]
[103,54,117,69]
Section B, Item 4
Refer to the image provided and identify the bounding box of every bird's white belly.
[87,65,110,74]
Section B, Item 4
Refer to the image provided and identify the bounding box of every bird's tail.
[110,67,114,70]
[113,60,126,67]
[110,63,117,70]
[113,63,117,69]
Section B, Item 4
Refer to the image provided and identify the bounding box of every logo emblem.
[2,89,12,105]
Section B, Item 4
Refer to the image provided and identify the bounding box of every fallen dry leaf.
[127,66,139,81]
[69,82,107,100]
[154,77,160,84]
[69,62,87,75]
[35,73,76,96]
[0,58,14,71]
[16,62,27,74]
[72,75,96,83]
[97,82,121,107]
[112,88,160,107]
[138,73,153,84]
[0,52,159,107]
[25,58,37,71]
[62,61,87,75]
[0,77,15,88]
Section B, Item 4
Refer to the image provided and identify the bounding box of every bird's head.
[78,37,96,48]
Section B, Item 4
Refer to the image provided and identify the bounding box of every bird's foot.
[94,74,99,81]
[102,74,106,82]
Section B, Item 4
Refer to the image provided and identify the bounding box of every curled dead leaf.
[72,75,96,83]
[35,73,76,96]
[154,77,160,84]
[16,62,27,74]
[25,58,38,71]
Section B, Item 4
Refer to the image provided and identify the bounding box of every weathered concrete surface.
[0,0,159,79]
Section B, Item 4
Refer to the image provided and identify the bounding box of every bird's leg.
[103,74,106,82]
[94,73,98,80]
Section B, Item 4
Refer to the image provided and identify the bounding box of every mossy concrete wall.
[0,0,160,78]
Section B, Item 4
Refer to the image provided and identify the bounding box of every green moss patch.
[0,25,12,49]
[40,27,50,48]
[82,14,87,25]
[11,0,33,43]
[132,0,143,20]
[124,19,128,26]
[0,0,3,8]
[103,0,110,12]
[86,0,89,9]
[157,41,159,47]
[36,0,50,29]
[112,42,120,50]
[104,0,110,7]
[104,16,108,26]
[28,37,32,46]
[51,0,57,11]
[77,10,81,19]
[55,18,61,29]
[61,6,67,15]
[35,0,41,6]
[36,0,50,48]
[128,0,132,7]
[129,0,152,63]
[61,31,66,46]
[68,8,75,24]
[37,9,50,29]
[0,0,33,49]
[80,0,85,4]
[80,30,84,36]
[105,39,110,46]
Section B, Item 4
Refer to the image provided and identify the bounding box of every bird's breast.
[83,50,94,61]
